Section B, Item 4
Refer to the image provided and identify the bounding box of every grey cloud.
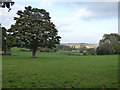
[73,2,118,19]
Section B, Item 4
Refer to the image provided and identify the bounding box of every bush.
[87,48,96,55]
[82,52,87,55]
[96,46,112,55]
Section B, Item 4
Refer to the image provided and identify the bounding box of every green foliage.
[78,46,87,53]
[2,51,118,88]
[0,25,11,54]
[86,48,96,55]
[96,33,120,55]
[0,25,13,55]
[58,50,83,56]
[2,27,7,52]
[0,24,2,51]
[8,6,61,58]
[59,45,73,51]
[38,47,57,52]
[11,47,30,52]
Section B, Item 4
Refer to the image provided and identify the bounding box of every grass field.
[2,50,118,88]
[58,50,83,56]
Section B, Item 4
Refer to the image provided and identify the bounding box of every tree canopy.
[1,26,7,54]
[96,33,120,55]
[7,6,61,58]
[0,24,12,55]
[0,24,2,51]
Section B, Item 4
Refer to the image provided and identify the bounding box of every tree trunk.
[32,50,36,58]
[3,50,7,54]
[31,41,38,58]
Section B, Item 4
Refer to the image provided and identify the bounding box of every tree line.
[1,22,120,56]
[59,33,120,55]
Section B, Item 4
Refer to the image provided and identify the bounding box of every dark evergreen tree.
[0,24,12,55]
[8,6,61,58]
[2,27,7,54]
[0,24,2,51]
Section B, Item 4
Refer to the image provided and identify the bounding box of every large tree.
[96,33,120,55]
[7,6,61,58]
[0,24,2,51]
[0,24,12,55]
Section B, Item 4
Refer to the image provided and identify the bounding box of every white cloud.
[74,2,118,19]
[59,18,118,43]
[75,9,94,19]
[0,4,24,29]
[51,17,75,29]
[40,0,53,7]
[51,8,95,32]
[49,0,119,2]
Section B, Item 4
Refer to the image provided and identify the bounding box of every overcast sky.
[0,0,118,44]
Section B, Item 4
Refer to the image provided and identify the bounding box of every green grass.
[2,51,118,88]
[58,50,75,53]
[11,47,30,51]
[58,50,83,55]
[0,54,2,89]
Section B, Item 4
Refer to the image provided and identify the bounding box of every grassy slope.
[58,50,83,55]
[2,51,118,88]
